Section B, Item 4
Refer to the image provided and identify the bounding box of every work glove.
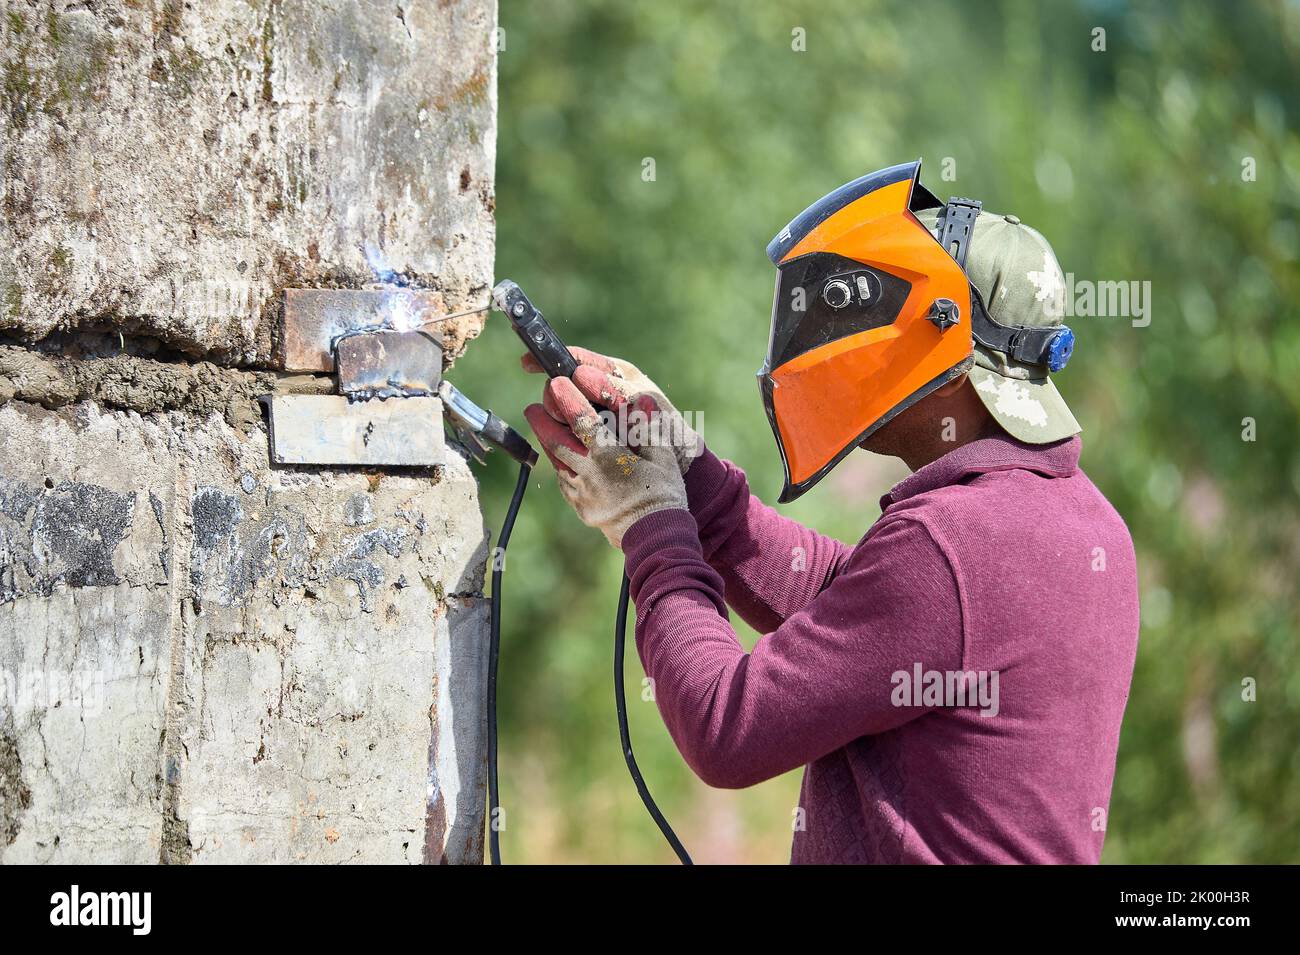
[524,376,687,549]
[522,347,703,475]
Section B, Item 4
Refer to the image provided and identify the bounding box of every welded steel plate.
[336,330,442,397]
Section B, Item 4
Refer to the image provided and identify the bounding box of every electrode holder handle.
[493,279,579,379]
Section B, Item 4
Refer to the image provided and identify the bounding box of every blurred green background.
[451,0,1300,863]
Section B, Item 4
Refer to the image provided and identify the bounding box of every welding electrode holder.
[492,279,580,379]
[490,277,693,866]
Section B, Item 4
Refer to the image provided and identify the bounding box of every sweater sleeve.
[621,508,965,789]
[684,447,855,633]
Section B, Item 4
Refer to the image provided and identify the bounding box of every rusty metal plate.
[282,288,446,372]
[265,394,444,466]
[336,330,442,398]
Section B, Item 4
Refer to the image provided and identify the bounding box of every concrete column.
[0,0,497,863]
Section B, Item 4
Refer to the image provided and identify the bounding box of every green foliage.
[449,0,1300,863]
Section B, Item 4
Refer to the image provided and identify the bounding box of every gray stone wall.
[0,0,497,863]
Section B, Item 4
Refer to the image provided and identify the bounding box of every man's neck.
[898,417,1005,472]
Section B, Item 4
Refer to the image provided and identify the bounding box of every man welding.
[522,161,1140,864]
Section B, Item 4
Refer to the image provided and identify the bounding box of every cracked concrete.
[0,0,498,864]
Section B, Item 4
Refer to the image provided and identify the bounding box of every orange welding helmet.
[759,159,974,502]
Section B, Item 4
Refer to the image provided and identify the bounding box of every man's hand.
[522,347,703,475]
[524,376,687,549]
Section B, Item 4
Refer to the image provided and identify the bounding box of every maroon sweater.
[621,436,1139,864]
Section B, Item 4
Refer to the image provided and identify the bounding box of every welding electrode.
[413,303,490,328]
[490,279,693,866]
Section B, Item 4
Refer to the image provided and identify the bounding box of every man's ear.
[934,372,970,398]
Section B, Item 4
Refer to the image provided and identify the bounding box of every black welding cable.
[487,460,531,866]
[615,572,694,865]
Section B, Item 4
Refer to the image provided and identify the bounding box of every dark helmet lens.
[765,252,913,371]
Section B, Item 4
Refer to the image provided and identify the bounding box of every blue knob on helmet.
[1046,327,1075,373]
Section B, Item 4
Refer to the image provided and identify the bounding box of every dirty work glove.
[522,346,703,475]
[523,376,687,549]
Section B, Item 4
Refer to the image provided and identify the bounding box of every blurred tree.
[451,0,1300,863]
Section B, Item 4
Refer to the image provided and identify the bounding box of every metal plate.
[336,330,442,397]
[282,288,446,372]
[265,394,445,466]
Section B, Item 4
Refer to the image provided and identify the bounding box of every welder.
[523,161,1140,864]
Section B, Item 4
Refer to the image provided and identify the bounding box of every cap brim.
[969,364,1081,444]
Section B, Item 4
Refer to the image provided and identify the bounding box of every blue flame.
[364,241,397,284]
[363,241,419,331]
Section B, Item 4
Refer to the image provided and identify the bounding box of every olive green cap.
[916,206,1081,444]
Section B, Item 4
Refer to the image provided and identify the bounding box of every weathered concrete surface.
[0,0,497,365]
[0,399,491,863]
[0,338,292,432]
[0,0,497,864]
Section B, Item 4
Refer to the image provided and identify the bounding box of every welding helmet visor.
[757,160,974,502]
